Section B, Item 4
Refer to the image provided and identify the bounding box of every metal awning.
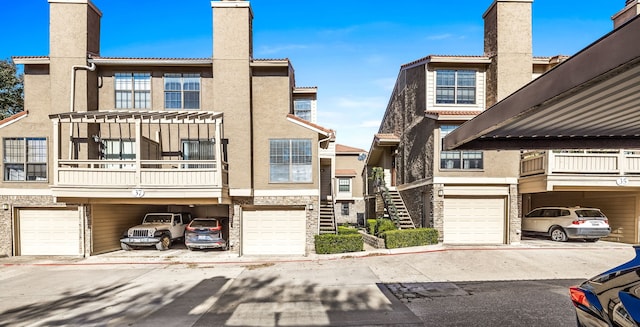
[49,110,223,124]
[444,15,640,150]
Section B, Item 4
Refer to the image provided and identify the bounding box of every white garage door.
[443,198,505,244]
[19,209,81,255]
[242,210,306,255]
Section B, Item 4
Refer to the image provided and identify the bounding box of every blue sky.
[0,0,625,150]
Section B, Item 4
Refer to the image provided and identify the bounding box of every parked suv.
[120,212,192,251]
[522,206,610,242]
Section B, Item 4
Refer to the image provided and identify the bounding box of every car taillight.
[186,226,195,232]
[572,220,586,225]
[570,287,590,308]
[209,226,222,232]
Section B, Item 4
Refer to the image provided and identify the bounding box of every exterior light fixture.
[437,190,444,197]
[2,204,8,211]
[307,204,314,210]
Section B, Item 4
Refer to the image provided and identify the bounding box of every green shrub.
[314,233,364,254]
[381,228,439,249]
[376,218,397,236]
[367,219,377,234]
[337,225,359,235]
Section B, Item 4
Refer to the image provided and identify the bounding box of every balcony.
[49,110,229,201]
[519,150,640,193]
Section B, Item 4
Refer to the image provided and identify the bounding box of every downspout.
[69,62,96,258]
[68,62,97,159]
[317,133,333,235]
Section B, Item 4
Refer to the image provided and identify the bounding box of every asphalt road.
[0,242,633,326]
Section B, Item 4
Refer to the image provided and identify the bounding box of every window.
[165,73,200,109]
[269,139,312,183]
[182,140,215,168]
[115,73,151,109]
[440,125,483,170]
[436,70,476,104]
[294,99,312,121]
[103,139,135,168]
[341,203,350,216]
[3,137,47,181]
[338,178,351,192]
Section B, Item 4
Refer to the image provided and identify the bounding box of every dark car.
[570,245,640,326]
[184,217,229,251]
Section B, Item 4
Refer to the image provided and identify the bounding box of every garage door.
[19,208,81,255]
[242,209,306,255]
[443,198,505,244]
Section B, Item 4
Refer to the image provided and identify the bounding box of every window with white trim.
[103,139,135,168]
[269,139,312,183]
[115,73,151,109]
[3,137,47,181]
[436,70,476,104]
[440,125,483,169]
[338,178,351,192]
[164,73,200,109]
[294,99,312,121]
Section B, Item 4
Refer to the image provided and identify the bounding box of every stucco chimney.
[483,0,533,106]
[612,0,640,29]
[48,0,101,115]
[211,0,254,195]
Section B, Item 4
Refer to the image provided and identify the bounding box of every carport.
[443,15,640,244]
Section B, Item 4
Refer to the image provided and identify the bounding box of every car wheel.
[585,238,599,242]
[156,235,171,251]
[121,242,133,251]
[550,227,568,242]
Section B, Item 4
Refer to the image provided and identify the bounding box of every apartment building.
[366,0,640,245]
[0,0,336,257]
[364,0,564,245]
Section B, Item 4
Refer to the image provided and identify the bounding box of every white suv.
[522,206,611,242]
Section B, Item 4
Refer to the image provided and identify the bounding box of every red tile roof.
[286,114,335,137]
[0,111,28,127]
[336,144,366,153]
[335,169,358,176]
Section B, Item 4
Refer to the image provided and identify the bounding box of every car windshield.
[144,214,173,223]
[190,219,219,228]
[575,210,605,218]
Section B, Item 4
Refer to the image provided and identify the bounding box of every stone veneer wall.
[0,195,76,257]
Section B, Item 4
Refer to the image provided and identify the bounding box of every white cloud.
[426,33,454,40]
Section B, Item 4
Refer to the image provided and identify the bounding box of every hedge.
[314,233,364,254]
[337,225,360,235]
[381,228,439,249]
[376,218,397,236]
[367,219,377,234]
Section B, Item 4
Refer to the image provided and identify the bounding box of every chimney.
[211,0,254,195]
[48,0,101,115]
[612,0,640,29]
[483,0,533,106]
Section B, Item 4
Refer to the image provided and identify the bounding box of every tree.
[0,58,24,120]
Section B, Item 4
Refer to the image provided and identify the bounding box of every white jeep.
[120,212,192,251]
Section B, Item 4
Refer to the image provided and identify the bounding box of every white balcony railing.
[55,159,227,188]
[520,150,640,177]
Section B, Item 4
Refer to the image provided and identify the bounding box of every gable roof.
[286,114,335,139]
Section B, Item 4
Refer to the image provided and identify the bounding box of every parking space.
[520,235,630,248]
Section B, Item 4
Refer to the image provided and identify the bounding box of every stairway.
[383,189,415,229]
[319,201,336,234]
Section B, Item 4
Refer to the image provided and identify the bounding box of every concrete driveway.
[0,240,635,326]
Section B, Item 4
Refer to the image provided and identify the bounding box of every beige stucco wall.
[252,75,319,191]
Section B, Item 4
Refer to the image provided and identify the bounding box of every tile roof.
[0,110,28,128]
[374,133,400,141]
[286,114,335,137]
[335,169,358,176]
[336,144,366,153]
